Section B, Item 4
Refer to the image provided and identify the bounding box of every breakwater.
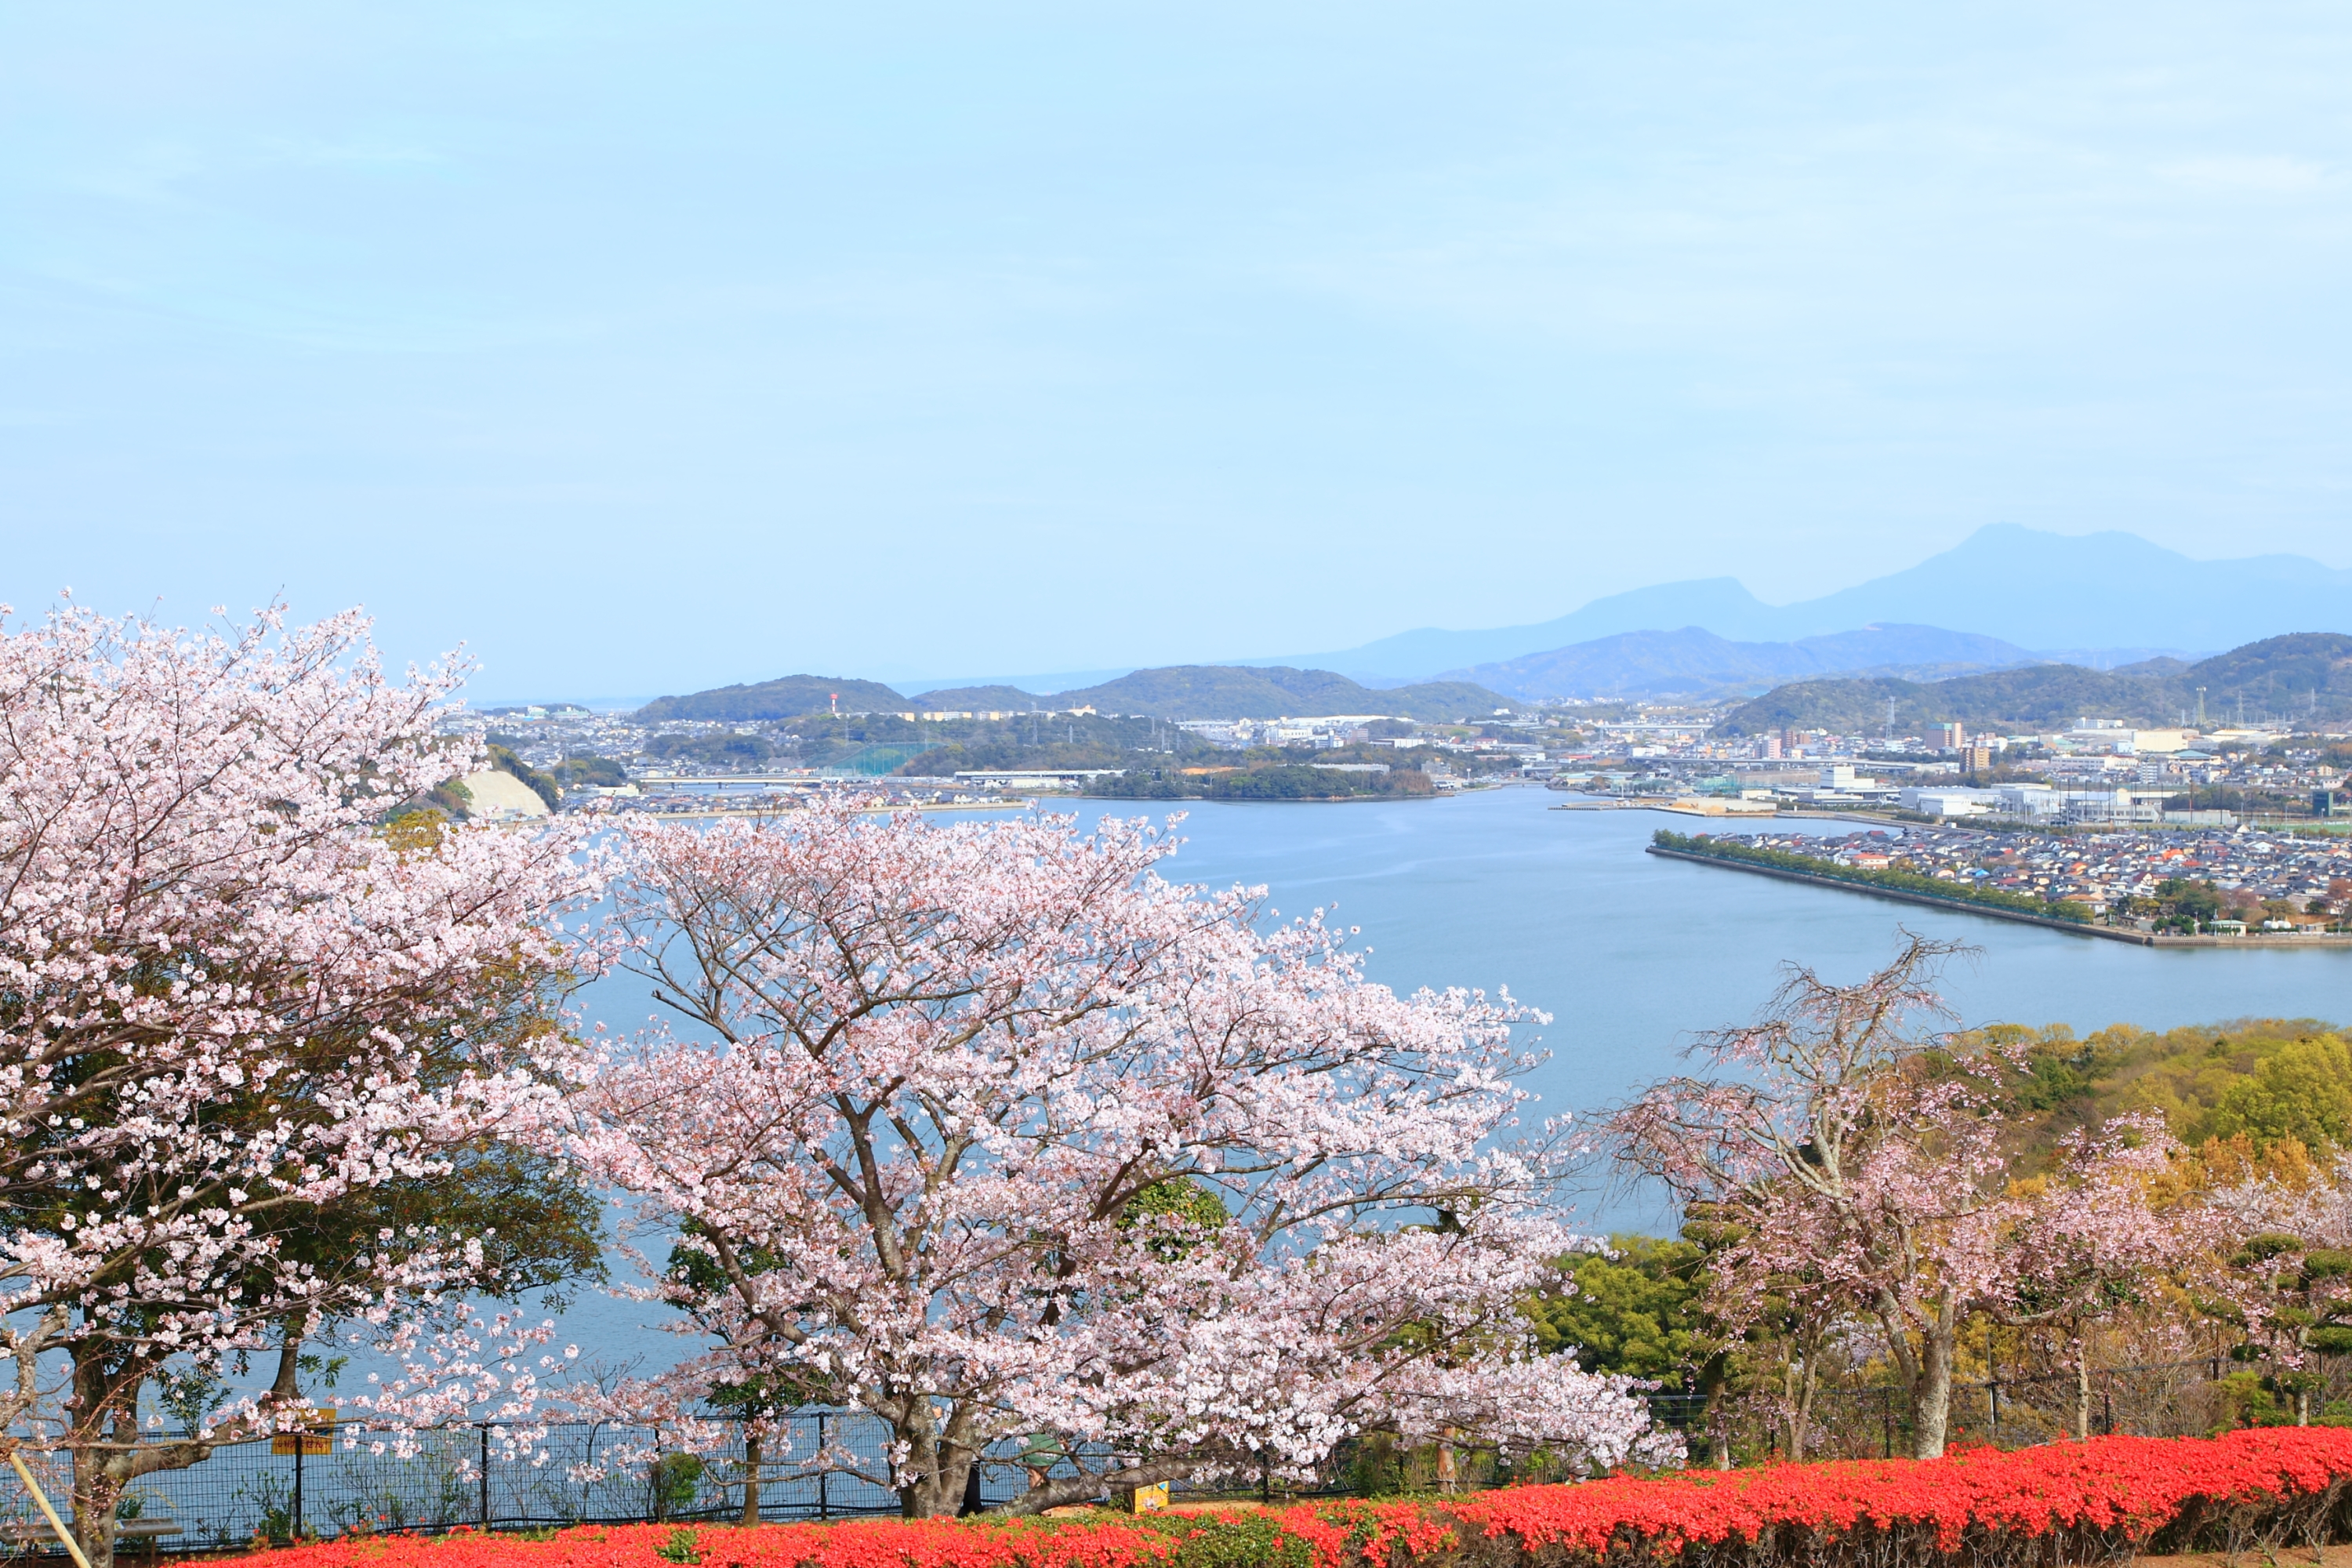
[1646,845,2352,948]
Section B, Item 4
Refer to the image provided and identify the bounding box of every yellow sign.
[1131,1483,1169,1514]
[270,1409,336,1457]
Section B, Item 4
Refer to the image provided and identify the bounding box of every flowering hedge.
[224,1429,2352,1568]
[1442,1428,2352,1566]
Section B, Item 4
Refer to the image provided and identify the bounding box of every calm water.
[1100,789,2350,1102]
[516,789,2352,1373]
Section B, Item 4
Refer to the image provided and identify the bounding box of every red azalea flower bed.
[218,1428,2352,1568]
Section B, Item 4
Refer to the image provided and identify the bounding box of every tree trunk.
[1908,1306,1958,1460]
[895,1430,973,1519]
[68,1348,129,1568]
[1005,1454,1198,1517]
[2073,1335,2092,1443]
[1789,1352,1820,1464]
[739,1432,762,1526]
[893,1412,939,1517]
[67,1450,120,1568]
[1777,1330,1825,1465]
[73,1485,117,1568]
[64,1342,249,1568]
[1700,1355,1732,1471]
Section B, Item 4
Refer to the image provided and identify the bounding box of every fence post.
[1882,1392,1893,1459]
[293,1433,304,1542]
[816,1414,829,1521]
[480,1426,492,1529]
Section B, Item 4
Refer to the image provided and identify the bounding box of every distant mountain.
[1059,666,1508,723]
[633,666,1511,724]
[635,674,910,722]
[1271,526,2348,681]
[1714,633,2352,736]
[1780,528,2350,653]
[1283,578,1786,682]
[1450,624,2039,701]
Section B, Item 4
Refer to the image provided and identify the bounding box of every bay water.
[528,789,2352,1373]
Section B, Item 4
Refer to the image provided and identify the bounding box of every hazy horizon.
[8,5,2351,698]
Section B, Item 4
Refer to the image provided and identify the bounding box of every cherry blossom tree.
[1611,937,2216,1459]
[1607,936,2024,1459]
[554,800,1671,1518]
[0,601,598,1566]
[1998,1116,2202,1439]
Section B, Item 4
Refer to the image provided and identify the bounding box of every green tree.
[2154,878,2223,932]
[1525,1236,1704,1384]
[1118,1177,1230,1258]
[2202,1037,2352,1150]
[551,753,628,789]
[489,743,564,810]
[2210,1233,2352,1426]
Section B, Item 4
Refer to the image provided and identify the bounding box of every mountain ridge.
[637,666,1513,724]
[1261,525,2346,681]
[1715,633,2352,735]
[1444,623,2042,701]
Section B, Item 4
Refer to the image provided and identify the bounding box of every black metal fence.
[0,1358,2330,1555]
[1,1414,952,1555]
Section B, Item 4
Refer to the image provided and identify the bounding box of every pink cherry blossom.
[0,601,600,1566]
[545,799,1669,1516]
[1608,935,2191,1460]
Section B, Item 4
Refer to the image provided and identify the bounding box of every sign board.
[1131,1483,1169,1515]
[271,1409,336,1457]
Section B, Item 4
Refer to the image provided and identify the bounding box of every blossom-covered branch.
[549,800,1667,1516]
[0,600,602,1566]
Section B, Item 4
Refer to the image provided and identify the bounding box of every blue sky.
[4,4,2349,700]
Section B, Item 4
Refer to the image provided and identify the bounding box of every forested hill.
[903,684,1036,710]
[1715,633,2352,735]
[635,674,909,722]
[637,665,1512,723]
[1060,666,1506,720]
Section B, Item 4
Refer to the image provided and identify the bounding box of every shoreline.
[1645,846,2352,949]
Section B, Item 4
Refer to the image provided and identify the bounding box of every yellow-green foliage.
[1958,1018,2352,1157]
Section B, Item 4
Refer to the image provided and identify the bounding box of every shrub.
[213,1428,2352,1568]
